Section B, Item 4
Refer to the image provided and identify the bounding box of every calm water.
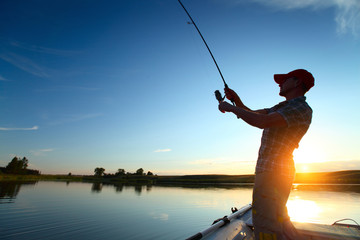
[0,181,359,240]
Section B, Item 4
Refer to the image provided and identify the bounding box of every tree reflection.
[115,184,124,192]
[134,185,142,195]
[0,181,37,204]
[91,182,103,193]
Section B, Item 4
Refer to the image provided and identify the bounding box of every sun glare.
[300,165,309,172]
[287,198,321,223]
[293,144,328,164]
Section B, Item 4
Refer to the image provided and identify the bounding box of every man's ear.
[296,79,308,94]
[294,78,302,87]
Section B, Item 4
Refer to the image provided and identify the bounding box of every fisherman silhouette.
[219,69,314,240]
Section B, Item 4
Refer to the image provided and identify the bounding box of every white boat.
[186,204,360,240]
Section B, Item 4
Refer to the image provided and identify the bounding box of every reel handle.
[215,90,225,113]
[215,90,224,102]
[215,90,238,117]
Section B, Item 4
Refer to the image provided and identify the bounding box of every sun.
[300,165,309,172]
[293,144,328,164]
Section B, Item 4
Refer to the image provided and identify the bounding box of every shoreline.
[1,170,359,185]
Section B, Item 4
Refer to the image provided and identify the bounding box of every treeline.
[0,157,40,175]
[93,167,155,177]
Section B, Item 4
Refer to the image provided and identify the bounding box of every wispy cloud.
[154,149,172,153]
[10,40,81,56]
[49,113,102,126]
[30,148,54,157]
[0,53,50,78]
[246,0,360,37]
[35,86,100,92]
[0,126,39,131]
[334,0,360,36]
[229,0,360,37]
[0,75,10,81]
[189,158,223,166]
[0,39,81,79]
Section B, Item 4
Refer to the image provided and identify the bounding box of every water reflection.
[0,181,37,204]
[91,182,103,192]
[115,184,124,192]
[0,181,359,240]
[287,198,321,223]
[90,182,154,195]
[288,184,360,224]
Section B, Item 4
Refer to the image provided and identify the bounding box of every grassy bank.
[1,170,359,184]
[0,174,83,182]
[294,170,360,184]
[156,174,255,185]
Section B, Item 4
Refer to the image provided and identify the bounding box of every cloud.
[154,149,172,153]
[0,126,39,131]
[189,159,217,165]
[0,53,50,78]
[35,86,100,92]
[0,75,10,81]
[10,40,81,56]
[247,0,360,37]
[334,1,360,36]
[30,148,54,157]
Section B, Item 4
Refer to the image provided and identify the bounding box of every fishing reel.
[215,90,225,113]
[214,90,225,102]
[215,89,237,116]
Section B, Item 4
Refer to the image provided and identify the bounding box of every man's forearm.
[218,101,286,128]
[231,106,267,129]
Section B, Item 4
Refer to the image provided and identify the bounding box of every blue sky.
[1,0,359,175]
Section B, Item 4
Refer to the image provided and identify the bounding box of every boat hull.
[190,204,360,240]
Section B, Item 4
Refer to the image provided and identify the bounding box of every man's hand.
[218,101,235,113]
[224,88,240,103]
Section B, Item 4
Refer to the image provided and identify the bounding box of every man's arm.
[218,102,287,129]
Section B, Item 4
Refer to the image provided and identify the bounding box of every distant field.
[1,170,359,184]
[294,170,360,184]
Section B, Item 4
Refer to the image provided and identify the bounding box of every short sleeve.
[276,102,312,128]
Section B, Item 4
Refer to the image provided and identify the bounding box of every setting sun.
[294,143,328,164]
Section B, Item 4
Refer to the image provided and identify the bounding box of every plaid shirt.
[256,96,312,177]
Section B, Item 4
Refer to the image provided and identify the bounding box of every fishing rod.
[178,0,232,105]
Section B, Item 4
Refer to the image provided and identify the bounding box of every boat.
[186,203,360,240]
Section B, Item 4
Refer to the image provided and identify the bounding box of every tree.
[115,168,126,176]
[147,171,154,176]
[135,168,144,175]
[5,157,28,174]
[94,167,105,177]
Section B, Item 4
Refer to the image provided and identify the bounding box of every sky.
[0,0,360,175]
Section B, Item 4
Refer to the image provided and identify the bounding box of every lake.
[1,181,359,240]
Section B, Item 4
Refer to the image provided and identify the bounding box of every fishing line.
[178,0,232,104]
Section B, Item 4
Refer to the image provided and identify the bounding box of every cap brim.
[274,74,288,85]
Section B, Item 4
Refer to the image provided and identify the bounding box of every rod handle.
[215,90,225,113]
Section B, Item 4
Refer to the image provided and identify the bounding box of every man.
[218,69,314,240]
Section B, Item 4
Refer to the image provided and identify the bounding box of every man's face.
[279,77,298,97]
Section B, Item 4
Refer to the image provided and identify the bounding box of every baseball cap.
[274,69,315,92]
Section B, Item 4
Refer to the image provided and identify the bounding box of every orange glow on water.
[287,197,322,223]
